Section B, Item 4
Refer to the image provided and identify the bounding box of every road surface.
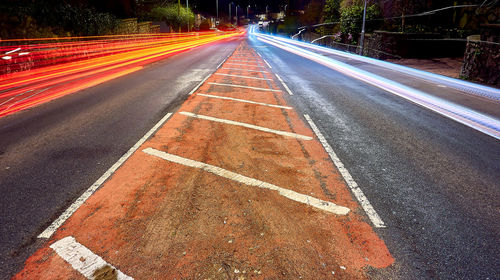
[1,35,499,279]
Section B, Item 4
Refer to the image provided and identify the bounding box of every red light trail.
[0,31,245,117]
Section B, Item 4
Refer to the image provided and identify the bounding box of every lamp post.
[247,5,250,19]
[186,0,189,32]
[216,0,219,24]
[359,0,367,55]
[236,5,239,26]
[229,2,232,25]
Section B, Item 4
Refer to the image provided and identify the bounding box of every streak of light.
[250,27,500,101]
[0,30,245,117]
[249,27,500,140]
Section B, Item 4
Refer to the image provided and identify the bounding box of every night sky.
[188,0,309,16]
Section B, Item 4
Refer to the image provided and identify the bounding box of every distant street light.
[359,0,367,55]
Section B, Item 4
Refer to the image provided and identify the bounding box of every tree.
[149,4,194,31]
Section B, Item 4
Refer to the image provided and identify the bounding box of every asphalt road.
[1,34,499,279]
[0,38,241,279]
[250,38,500,279]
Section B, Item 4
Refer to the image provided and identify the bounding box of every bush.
[148,5,194,31]
[340,4,380,43]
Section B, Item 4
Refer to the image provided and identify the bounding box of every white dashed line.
[197,93,292,109]
[143,148,350,215]
[304,114,386,228]
[275,74,294,96]
[180,111,312,140]
[263,59,272,68]
[38,112,174,238]
[215,73,272,81]
[50,236,133,280]
[207,82,282,92]
[188,75,211,95]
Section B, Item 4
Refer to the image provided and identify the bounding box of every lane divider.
[197,93,292,109]
[180,111,312,140]
[215,73,272,81]
[304,114,386,228]
[220,67,269,74]
[274,74,294,96]
[207,82,281,92]
[143,147,350,215]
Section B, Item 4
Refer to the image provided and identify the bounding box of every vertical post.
[359,0,367,55]
[229,3,232,25]
[186,0,189,32]
[216,0,219,23]
[236,6,238,26]
[178,0,181,32]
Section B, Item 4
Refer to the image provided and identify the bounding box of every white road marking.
[188,74,211,95]
[304,114,386,228]
[180,111,312,140]
[38,112,174,239]
[263,59,272,69]
[197,93,292,109]
[220,67,269,73]
[228,59,262,63]
[275,74,294,96]
[143,148,350,215]
[225,62,265,68]
[257,53,263,58]
[50,236,133,280]
[215,73,272,81]
[217,56,229,69]
[1,56,12,60]
[208,82,282,92]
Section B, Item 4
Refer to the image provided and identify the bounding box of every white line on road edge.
[197,93,292,109]
[143,148,350,215]
[38,113,174,239]
[257,53,263,58]
[275,74,294,96]
[224,62,265,68]
[220,67,269,73]
[50,236,133,280]
[304,114,386,228]
[263,59,272,69]
[180,111,312,140]
[217,55,230,69]
[215,73,272,81]
[207,82,282,92]
[188,75,211,95]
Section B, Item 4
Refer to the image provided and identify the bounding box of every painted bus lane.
[14,42,393,279]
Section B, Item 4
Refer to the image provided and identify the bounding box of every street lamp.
[236,5,239,26]
[186,0,190,32]
[359,0,367,55]
[216,0,219,23]
[247,5,250,20]
[229,2,232,25]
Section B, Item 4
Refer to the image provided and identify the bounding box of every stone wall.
[138,22,152,34]
[116,19,160,34]
[460,35,500,87]
[116,18,138,34]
